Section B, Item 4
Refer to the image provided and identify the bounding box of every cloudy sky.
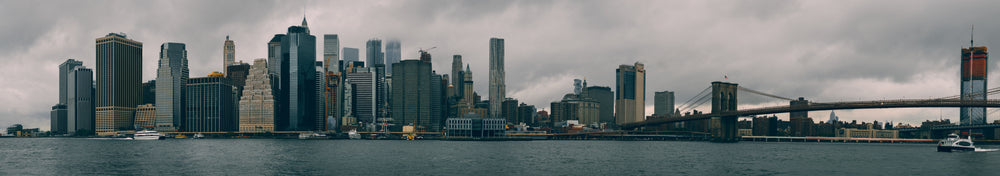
[3,0,1000,130]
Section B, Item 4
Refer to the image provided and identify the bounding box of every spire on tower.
[302,16,308,27]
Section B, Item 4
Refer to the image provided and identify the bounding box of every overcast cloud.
[3,0,1000,130]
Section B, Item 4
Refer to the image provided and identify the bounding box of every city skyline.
[5,1,1000,130]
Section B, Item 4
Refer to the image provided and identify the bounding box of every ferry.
[134,130,165,140]
[938,133,974,152]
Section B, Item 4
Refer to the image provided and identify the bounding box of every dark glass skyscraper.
[95,33,142,135]
[277,18,317,131]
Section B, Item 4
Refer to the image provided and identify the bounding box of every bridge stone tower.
[710,82,739,142]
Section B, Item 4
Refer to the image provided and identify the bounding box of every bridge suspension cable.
[935,87,1000,100]
[737,86,798,101]
[677,86,712,113]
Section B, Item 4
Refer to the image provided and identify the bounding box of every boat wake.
[974,148,999,152]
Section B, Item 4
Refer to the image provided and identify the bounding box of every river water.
[1,138,999,175]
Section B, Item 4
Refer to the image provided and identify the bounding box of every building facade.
[95,33,142,135]
[615,62,645,125]
[239,59,276,133]
[155,42,189,132]
[489,38,506,119]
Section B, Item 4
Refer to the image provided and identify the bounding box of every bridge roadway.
[623,99,1000,129]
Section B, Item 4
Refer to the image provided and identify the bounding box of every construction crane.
[418,46,437,62]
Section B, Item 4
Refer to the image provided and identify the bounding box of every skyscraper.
[55,59,83,134]
[451,55,463,98]
[315,61,326,130]
[239,59,276,133]
[95,33,142,135]
[366,39,383,67]
[267,34,285,82]
[615,62,645,125]
[67,65,94,134]
[59,59,83,105]
[392,60,433,131]
[223,35,235,71]
[654,91,674,116]
[343,47,359,62]
[324,35,340,73]
[489,38,506,119]
[961,46,988,125]
[185,73,238,132]
[323,34,340,131]
[155,42,188,132]
[226,62,251,97]
[277,17,317,131]
[385,39,401,75]
[347,70,376,129]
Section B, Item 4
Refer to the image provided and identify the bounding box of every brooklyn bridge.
[621,81,1000,142]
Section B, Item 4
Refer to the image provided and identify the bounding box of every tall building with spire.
[95,33,142,135]
[275,17,318,131]
[155,42,188,132]
[489,38,506,119]
[223,36,235,71]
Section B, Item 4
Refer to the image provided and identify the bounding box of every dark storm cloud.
[3,0,1000,130]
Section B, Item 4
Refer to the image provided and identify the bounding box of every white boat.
[192,133,205,139]
[299,132,328,140]
[938,133,975,152]
[348,130,361,139]
[134,130,164,140]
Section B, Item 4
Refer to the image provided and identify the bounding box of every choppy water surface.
[1,138,999,175]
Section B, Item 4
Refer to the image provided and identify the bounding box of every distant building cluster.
[41,17,669,137]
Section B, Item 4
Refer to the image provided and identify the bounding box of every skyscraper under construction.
[960,46,988,125]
